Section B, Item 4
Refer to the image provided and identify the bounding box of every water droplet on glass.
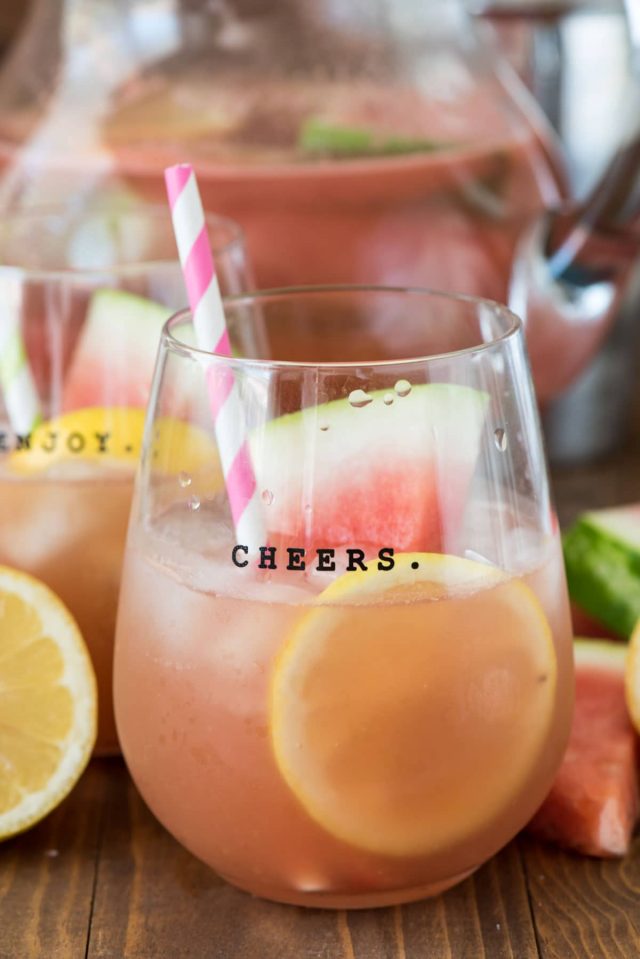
[494,427,508,452]
[178,471,192,488]
[394,379,412,397]
[348,388,373,408]
[319,422,330,432]
[383,393,394,406]
[188,495,201,512]
[261,489,274,505]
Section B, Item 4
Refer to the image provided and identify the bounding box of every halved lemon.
[270,553,557,858]
[625,621,640,734]
[9,406,220,482]
[0,566,97,840]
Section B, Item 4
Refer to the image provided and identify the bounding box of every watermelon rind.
[563,509,640,639]
[62,289,172,411]
[251,383,488,462]
[83,287,171,340]
[573,637,628,673]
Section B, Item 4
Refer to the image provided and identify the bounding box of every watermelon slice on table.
[62,289,171,411]
[250,384,488,552]
[528,639,639,858]
[563,505,640,639]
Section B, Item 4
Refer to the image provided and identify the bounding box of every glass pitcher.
[0,1,569,379]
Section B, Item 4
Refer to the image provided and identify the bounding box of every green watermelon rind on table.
[563,506,640,639]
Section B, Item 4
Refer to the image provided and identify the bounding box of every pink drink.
[0,207,249,756]
[114,501,573,908]
[2,80,592,397]
[0,463,133,754]
[111,83,562,299]
[113,288,573,907]
[0,82,562,300]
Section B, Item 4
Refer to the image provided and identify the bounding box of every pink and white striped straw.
[165,163,265,553]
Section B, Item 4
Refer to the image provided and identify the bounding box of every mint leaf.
[299,118,449,158]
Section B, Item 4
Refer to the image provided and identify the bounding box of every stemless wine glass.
[114,286,573,908]
[0,204,251,755]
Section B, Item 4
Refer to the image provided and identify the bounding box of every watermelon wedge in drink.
[114,288,574,907]
[61,290,171,410]
[250,385,489,551]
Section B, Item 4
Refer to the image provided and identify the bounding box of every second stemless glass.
[0,204,251,755]
[114,287,573,908]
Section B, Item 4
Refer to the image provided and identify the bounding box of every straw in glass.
[0,275,42,436]
[165,163,266,553]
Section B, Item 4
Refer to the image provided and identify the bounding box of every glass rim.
[162,284,523,371]
[0,203,246,280]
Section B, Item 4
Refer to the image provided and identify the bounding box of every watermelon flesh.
[62,288,171,411]
[528,639,639,857]
[250,384,489,552]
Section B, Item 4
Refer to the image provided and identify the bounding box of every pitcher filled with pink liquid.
[3,0,617,401]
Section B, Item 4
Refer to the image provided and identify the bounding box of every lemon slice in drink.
[270,553,557,857]
[9,407,220,480]
[0,566,97,840]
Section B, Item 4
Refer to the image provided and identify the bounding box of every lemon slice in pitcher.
[9,407,220,481]
[9,407,146,473]
[0,566,96,840]
[270,553,557,857]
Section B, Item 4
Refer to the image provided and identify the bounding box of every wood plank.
[345,841,539,959]
[87,762,348,959]
[520,834,640,959]
[0,760,107,959]
[86,761,540,959]
[0,2,28,51]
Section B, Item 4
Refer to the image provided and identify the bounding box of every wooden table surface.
[2,440,640,959]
